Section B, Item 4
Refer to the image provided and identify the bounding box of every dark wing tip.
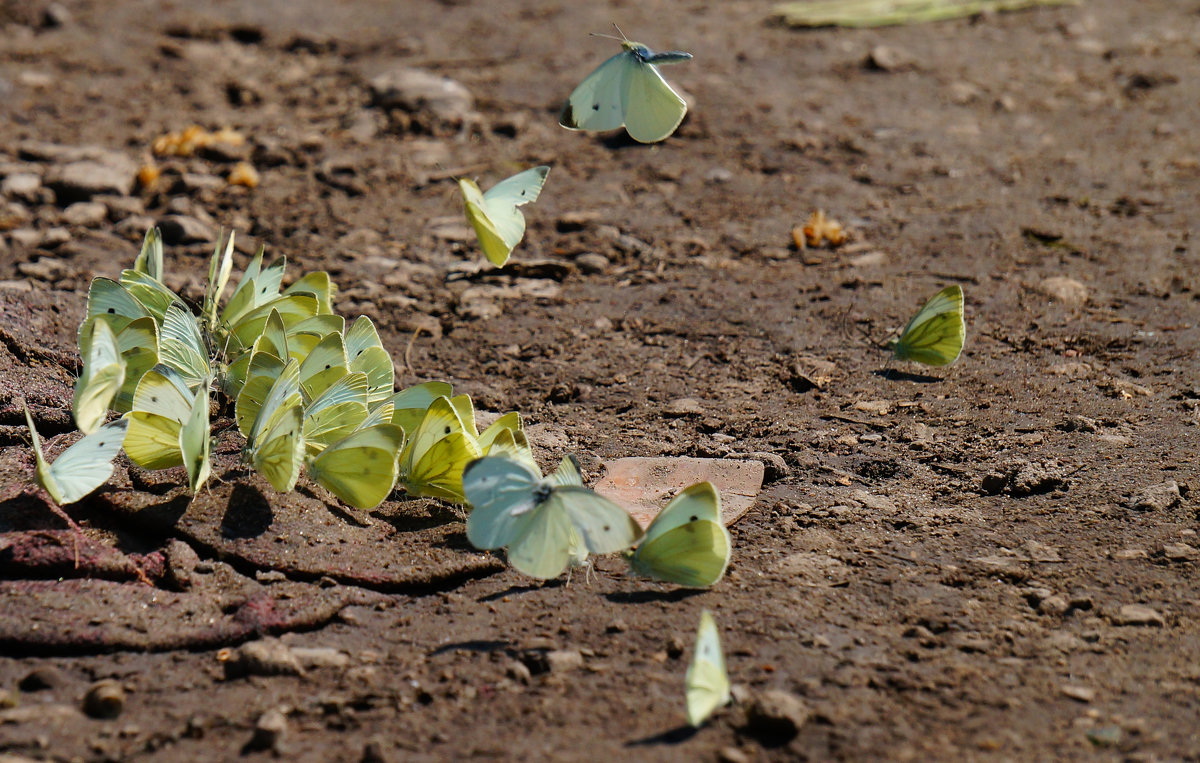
[559,102,577,128]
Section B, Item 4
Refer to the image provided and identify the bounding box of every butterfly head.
[532,481,554,506]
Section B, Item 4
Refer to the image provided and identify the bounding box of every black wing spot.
[324,364,331,370]
[443,426,452,435]
[97,440,106,446]
[592,103,600,111]
[690,515,699,522]
[151,396,158,403]
[603,524,611,532]
[107,308,116,314]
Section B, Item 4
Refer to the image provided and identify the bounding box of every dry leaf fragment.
[795,209,847,249]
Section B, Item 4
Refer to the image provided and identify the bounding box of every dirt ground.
[1,0,1199,760]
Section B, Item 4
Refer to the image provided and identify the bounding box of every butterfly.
[626,482,731,587]
[306,423,405,509]
[685,609,732,727]
[23,401,128,505]
[302,371,370,456]
[72,318,125,435]
[344,316,394,408]
[243,358,305,493]
[122,365,212,494]
[559,28,692,144]
[397,396,482,503]
[463,456,643,579]
[459,166,551,267]
[158,305,211,391]
[888,284,965,367]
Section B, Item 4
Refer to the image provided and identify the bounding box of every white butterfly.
[559,28,692,143]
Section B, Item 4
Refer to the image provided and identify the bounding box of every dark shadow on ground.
[626,726,698,747]
[429,639,510,656]
[220,483,273,538]
[605,588,703,604]
[873,368,943,383]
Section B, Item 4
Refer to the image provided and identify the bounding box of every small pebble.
[19,666,65,691]
[1113,604,1164,627]
[1060,685,1095,702]
[742,689,809,742]
[82,679,125,719]
[247,708,288,753]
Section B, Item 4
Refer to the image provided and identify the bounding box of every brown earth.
[1,0,1200,760]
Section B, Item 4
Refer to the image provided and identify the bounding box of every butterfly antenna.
[589,24,625,42]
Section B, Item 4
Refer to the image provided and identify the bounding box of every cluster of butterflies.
[26,226,735,587]
[27,228,526,511]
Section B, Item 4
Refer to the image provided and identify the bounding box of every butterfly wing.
[463,456,543,549]
[623,59,688,143]
[307,424,403,508]
[250,403,304,492]
[388,381,454,436]
[553,486,643,555]
[551,455,584,487]
[43,417,130,505]
[180,387,211,494]
[560,51,631,132]
[890,285,965,367]
[475,167,551,263]
[303,372,369,455]
[297,331,348,402]
[84,277,151,337]
[159,305,211,390]
[73,318,125,434]
[630,482,730,587]
[685,609,732,727]
[506,501,575,579]
[111,317,159,413]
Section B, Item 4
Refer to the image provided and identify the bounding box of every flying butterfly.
[459,166,551,267]
[559,28,692,144]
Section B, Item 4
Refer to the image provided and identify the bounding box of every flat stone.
[46,158,136,201]
[1113,604,1164,627]
[1060,684,1095,702]
[1038,276,1088,307]
[664,397,704,416]
[1,173,41,203]
[1128,480,1180,511]
[594,457,764,528]
[157,214,214,245]
[61,201,108,227]
[369,68,476,125]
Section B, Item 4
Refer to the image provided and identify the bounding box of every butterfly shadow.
[604,588,704,605]
[626,725,698,747]
[428,639,510,657]
[477,580,558,602]
[873,368,944,383]
[219,483,273,539]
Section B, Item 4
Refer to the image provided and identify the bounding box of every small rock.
[947,81,982,105]
[742,689,809,742]
[19,666,66,691]
[736,451,790,482]
[1037,276,1088,307]
[41,3,72,28]
[246,708,288,754]
[704,167,734,184]
[289,647,350,669]
[785,356,837,392]
[665,635,687,660]
[61,201,108,227]
[361,738,394,763]
[852,400,892,415]
[1160,542,1199,562]
[0,202,32,231]
[41,227,70,248]
[46,159,136,202]
[718,747,752,763]
[82,679,125,719]
[1086,725,1122,747]
[1113,604,1164,627]
[605,619,627,634]
[369,68,476,127]
[665,397,704,417]
[865,45,914,72]
[1060,684,1095,702]
[1128,480,1180,511]
[574,252,608,274]
[1,173,41,203]
[157,214,214,245]
[1038,595,1070,616]
[543,650,584,673]
[225,638,304,677]
[163,539,199,591]
[504,659,532,685]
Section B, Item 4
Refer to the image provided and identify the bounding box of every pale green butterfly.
[284,270,336,314]
[397,396,482,503]
[244,358,305,492]
[559,28,692,144]
[73,318,125,434]
[306,423,405,509]
[100,316,158,413]
[888,284,965,367]
[302,371,370,456]
[158,305,211,391]
[685,609,731,727]
[179,386,211,494]
[119,268,182,324]
[387,381,453,436]
[459,166,550,267]
[123,364,197,470]
[463,456,643,580]
[344,316,394,408]
[234,348,287,437]
[297,331,349,402]
[83,277,152,338]
[131,225,164,281]
[626,482,731,588]
[23,402,128,505]
[202,230,235,332]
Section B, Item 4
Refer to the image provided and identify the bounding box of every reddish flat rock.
[593,457,764,528]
